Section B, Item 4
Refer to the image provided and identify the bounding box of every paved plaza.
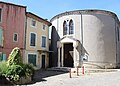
[27,69,120,86]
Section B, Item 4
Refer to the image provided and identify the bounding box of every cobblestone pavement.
[27,70,120,86]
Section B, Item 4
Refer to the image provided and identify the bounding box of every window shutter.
[3,54,6,61]
[0,52,2,61]
[0,28,3,46]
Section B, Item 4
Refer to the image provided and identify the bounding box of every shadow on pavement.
[0,69,67,85]
[0,76,14,85]
[26,69,67,85]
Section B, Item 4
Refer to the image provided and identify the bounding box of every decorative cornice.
[50,9,119,24]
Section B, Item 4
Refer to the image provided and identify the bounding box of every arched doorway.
[64,43,73,67]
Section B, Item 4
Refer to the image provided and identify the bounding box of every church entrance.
[64,43,73,67]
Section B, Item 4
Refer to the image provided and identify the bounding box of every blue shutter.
[30,33,36,46]
[2,54,6,61]
[42,36,46,48]
[0,53,2,61]
[0,28,3,46]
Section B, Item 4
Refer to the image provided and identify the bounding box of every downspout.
[24,10,27,63]
[79,12,83,66]
[115,21,118,68]
[24,14,27,51]
[57,16,59,67]
[79,11,83,67]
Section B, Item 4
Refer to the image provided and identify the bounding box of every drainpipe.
[115,21,118,67]
[79,11,83,67]
[24,10,27,63]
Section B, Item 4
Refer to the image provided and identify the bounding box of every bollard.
[70,68,72,78]
[77,67,79,76]
[82,66,84,75]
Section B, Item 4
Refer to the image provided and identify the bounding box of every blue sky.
[1,0,120,21]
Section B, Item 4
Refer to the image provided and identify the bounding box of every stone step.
[47,67,119,73]
[47,67,71,72]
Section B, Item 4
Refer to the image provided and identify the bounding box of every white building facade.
[50,10,120,68]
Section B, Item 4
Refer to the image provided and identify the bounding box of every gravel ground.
[27,69,120,86]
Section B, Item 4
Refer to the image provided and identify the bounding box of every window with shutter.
[0,28,3,46]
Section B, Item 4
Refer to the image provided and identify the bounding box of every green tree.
[7,47,22,66]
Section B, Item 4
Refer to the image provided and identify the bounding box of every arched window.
[63,21,67,35]
[69,20,74,34]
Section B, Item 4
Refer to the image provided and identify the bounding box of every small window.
[42,36,46,48]
[43,25,45,30]
[0,8,2,22]
[30,33,36,46]
[13,33,18,42]
[28,54,36,66]
[31,19,36,27]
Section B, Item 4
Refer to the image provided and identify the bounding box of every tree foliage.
[7,47,22,66]
[0,47,34,82]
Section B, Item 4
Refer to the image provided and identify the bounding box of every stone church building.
[50,10,120,68]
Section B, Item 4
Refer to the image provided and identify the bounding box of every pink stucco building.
[0,2,26,60]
